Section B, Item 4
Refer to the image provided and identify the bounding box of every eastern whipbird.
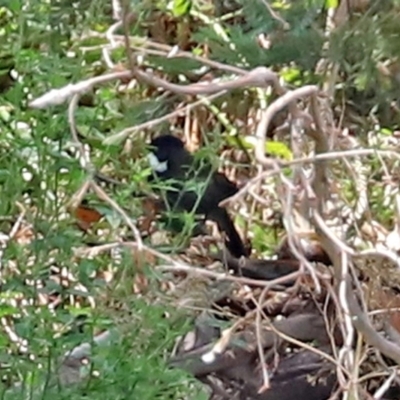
[147,135,249,258]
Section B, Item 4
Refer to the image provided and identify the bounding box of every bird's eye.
[147,152,168,173]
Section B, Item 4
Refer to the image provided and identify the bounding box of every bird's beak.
[147,152,168,173]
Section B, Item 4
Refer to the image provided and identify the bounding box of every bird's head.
[147,135,186,174]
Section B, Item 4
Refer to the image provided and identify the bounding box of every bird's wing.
[210,172,238,198]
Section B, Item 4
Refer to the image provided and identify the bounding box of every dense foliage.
[1,0,400,399]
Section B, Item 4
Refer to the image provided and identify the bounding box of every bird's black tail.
[209,208,249,258]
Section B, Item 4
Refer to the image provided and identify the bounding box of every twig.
[266,318,345,372]
[0,203,27,269]
[259,0,290,30]
[133,66,278,95]
[314,212,400,366]
[285,148,400,167]
[79,32,248,75]
[29,71,133,109]
[222,148,399,207]
[103,21,123,68]
[68,94,93,173]
[337,251,357,398]
[254,286,271,392]
[89,182,143,249]
[254,86,319,167]
[121,0,136,73]
[73,241,301,287]
[155,263,299,288]
[309,93,330,213]
[104,91,228,145]
[281,169,321,293]
[373,370,397,399]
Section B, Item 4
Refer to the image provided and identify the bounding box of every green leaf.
[325,0,339,8]
[354,73,368,91]
[227,136,292,160]
[380,127,393,136]
[172,0,192,17]
[280,66,302,84]
[265,141,292,160]
[0,303,18,317]
[7,0,21,13]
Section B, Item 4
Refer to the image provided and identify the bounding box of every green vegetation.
[1,0,400,398]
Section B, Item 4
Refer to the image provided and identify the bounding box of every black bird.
[147,135,249,258]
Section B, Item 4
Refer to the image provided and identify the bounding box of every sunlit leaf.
[265,141,292,160]
[227,136,292,160]
[172,0,192,17]
[380,127,393,136]
[280,66,301,83]
[325,0,338,8]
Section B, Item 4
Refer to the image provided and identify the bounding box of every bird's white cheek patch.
[147,152,168,173]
